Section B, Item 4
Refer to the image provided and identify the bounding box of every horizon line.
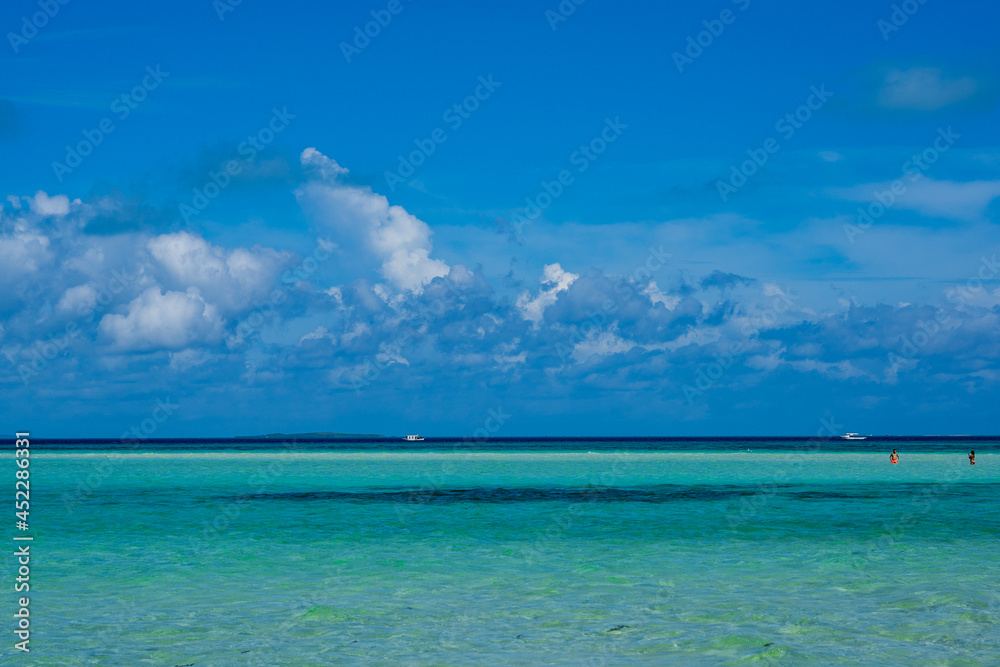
[17,434,998,442]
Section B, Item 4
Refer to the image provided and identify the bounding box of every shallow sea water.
[25,448,1000,665]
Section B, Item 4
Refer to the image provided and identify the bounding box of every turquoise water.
[25,449,1000,665]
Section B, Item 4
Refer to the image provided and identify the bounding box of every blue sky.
[2,0,999,436]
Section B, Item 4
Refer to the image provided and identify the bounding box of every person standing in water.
[969,450,975,465]
[890,449,899,464]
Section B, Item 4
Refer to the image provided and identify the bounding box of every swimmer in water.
[969,450,975,465]
[889,449,898,464]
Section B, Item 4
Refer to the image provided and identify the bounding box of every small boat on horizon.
[840,432,867,440]
[405,434,425,441]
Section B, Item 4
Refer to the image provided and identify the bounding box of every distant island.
[238,432,388,439]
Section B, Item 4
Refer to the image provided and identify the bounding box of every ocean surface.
[24,438,1000,665]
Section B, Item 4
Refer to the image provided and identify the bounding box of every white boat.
[840,432,866,440]
[404,434,424,441]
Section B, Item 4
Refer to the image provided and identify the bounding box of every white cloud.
[62,246,106,275]
[300,326,336,344]
[168,348,211,371]
[340,322,370,345]
[643,281,680,310]
[494,351,527,371]
[296,148,449,293]
[746,352,784,372]
[517,263,579,323]
[57,285,98,314]
[0,196,63,278]
[571,330,635,363]
[301,147,349,181]
[375,341,409,368]
[790,358,870,380]
[762,283,789,299]
[99,286,224,350]
[147,231,290,312]
[833,178,1000,223]
[0,227,50,277]
[819,151,843,162]
[28,191,71,216]
[894,179,1000,222]
[877,67,979,111]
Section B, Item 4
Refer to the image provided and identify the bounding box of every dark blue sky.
[2,0,999,436]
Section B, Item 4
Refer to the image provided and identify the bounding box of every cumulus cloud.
[0,188,308,362]
[57,285,98,314]
[517,263,579,324]
[168,348,212,371]
[4,175,1000,432]
[0,225,50,278]
[147,231,292,313]
[301,147,349,181]
[643,281,680,311]
[28,191,72,216]
[296,149,449,292]
[99,287,224,351]
[0,191,83,281]
[570,329,635,363]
